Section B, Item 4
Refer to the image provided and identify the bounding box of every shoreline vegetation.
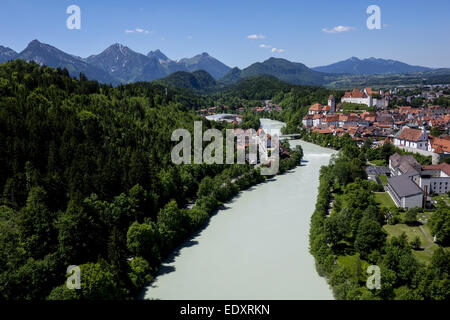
[0,60,303,300]
[53,145,304,300]
[303,131,450,300]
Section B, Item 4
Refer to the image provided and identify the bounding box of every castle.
[341,87,389,108]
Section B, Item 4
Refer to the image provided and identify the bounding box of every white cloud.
[124,28,152,35]
[186,35,193,40]
[260,44,285,53]
[322,25,355,34]
[248,34,265,39]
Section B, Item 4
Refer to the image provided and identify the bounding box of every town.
[199,85,450,212]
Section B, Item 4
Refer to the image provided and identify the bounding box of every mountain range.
[1,40,448,88]
[313,57,432,75]
[1,40,232,85]
[12,40,117,84]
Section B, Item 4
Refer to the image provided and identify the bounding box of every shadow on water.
[139,192,246,299]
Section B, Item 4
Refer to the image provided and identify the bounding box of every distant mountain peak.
[25,39,50,50]
[86,43,167,83]
[176,52,231,79]
[147,49,171,63]
[14,39,116,84]
[313,57,432,75]
[29,39,41,45]
[0,45,18,63]
[221,56,324,85]
[104,43,133,55]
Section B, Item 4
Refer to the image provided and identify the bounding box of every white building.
[388,154,423,209]
[302,98,336,128]
[387,154,450,209]
[387,172,424,209]
[205,113,242,124]
[418,163,450,195]
[341,87,388,108]
[394,127,429,151]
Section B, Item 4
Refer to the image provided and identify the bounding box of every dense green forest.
[307,134,450,300]
[0,60,303,300]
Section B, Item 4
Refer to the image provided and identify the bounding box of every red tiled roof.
[317,128,332,134]
[309,103,323,111]
[429,136,450,153]
[323,115,339,122]
[312,114,322,120]
[397,128,425,142]
[422,163,450,176]
[344,88,365,99]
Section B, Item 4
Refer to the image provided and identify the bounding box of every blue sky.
[1,0,449,69]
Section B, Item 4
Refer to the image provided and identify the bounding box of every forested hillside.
[0,60,303,300]
[155,70,217,92]
[0,60,214,299]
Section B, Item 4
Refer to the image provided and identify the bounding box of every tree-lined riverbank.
[142,123,336,299]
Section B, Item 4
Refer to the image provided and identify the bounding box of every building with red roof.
[394,127,429,150]
[341,87,388,108]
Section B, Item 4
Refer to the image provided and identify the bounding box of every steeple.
[328,95,336,113]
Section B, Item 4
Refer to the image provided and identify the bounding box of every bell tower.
[328,95,336,113]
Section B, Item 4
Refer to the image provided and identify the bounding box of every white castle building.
[341,87,389,108]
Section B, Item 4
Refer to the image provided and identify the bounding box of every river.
[141,119,336,300]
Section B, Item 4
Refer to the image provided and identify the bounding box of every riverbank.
[307,135,450,300]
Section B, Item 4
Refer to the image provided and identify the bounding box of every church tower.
[328,95,336,113]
